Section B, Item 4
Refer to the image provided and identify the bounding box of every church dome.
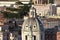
[22,5,44,40]
[22,5,44,31]
[22,17,44,31]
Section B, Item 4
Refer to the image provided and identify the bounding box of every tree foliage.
[3,1,31,18]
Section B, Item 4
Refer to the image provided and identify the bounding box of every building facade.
[45,28,56,40]
[40,18,60,29]
[34,4,56,16]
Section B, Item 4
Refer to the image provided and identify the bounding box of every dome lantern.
[29,5,36,18]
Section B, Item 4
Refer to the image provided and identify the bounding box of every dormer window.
[34,25,36,28]
[34,26,36,28]
[26,26,28,27]
[25,25,28,29]
[26,24,28,27]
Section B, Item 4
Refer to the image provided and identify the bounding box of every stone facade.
[41,18,60,29]
[34,4,56,16]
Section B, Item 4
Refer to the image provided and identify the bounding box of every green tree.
[49,0,54,4]
[3,0,32,19]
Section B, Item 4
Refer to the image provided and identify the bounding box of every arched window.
[33,35,36,40]
[25,35,27,40]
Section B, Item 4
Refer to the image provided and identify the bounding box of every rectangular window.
[25,35,27,40]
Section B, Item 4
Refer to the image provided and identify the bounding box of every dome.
[22,5,44,32]
[22,5,44,40]
[22,17,44,32]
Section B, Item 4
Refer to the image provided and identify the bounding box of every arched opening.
[25,35,27,40]
[33,35,36,40]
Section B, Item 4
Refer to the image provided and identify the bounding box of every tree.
[2,0,33,18]
[49,0,54,4]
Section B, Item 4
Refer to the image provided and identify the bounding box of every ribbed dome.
[22,17,44,32]
[22,5,44,40]
[22,5,44,31]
